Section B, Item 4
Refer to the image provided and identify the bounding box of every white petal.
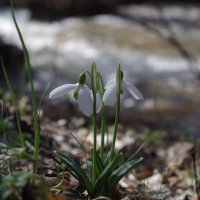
[81,84,91,94]
[123,81,144,100]
[96,92,102,112]
[105,79,115,89]
[77,86,93,116]
[49,84,77,99]
[103,84,116,106]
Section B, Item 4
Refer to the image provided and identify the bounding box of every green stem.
[110,64,122,160]
[100,106,106,160]
[91,63,97,184]
[110,91,120,159]
[10,0,40,172]
[97,72,107,161]
[92,90,97,184]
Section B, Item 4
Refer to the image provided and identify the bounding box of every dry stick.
[154,4,200,80]
[117,6,200,81]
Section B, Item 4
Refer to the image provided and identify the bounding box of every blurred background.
[0,0,200,137]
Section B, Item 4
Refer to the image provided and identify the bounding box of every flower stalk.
[100,107,106,160]
[91,63,98,184]
[110,64,122,159]
[98,73,107,160]
[49,62,144,197]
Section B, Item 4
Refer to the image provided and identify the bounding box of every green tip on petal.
[78,73,86,85]
[73,91,78,100]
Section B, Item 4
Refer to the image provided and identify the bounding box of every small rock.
[143,172,163,191]
[167,142,194,168]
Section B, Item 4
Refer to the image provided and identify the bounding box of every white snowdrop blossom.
[49,73,102,116]
[49,77,101,116]
[103,79,144,106]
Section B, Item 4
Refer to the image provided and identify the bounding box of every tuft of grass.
[10,0,40,172]
[1,58,24,147]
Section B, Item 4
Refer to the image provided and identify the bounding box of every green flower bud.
[78,73,86,85]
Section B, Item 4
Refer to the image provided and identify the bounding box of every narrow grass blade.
[37,82,51,116]
[54,151,93,195]
[10,0,40,172]
[108,157,143,193]
[0,57,24,147]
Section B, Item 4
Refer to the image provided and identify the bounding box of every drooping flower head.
[103,70,144,106]
[49,73,99,117]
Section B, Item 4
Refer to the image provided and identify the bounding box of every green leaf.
[90,149,104,177]
[91,63,97,92]
[97,72,105,97]
[54,151,93,195]
[104,150,117,167]
[95,153,104,177]
[108,157,143,193]
[116,63,122,95]
[87,160,92,179]
[92,154,122,197]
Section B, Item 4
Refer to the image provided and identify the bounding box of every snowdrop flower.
[49,73,100,117]
[103,78,144,106]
